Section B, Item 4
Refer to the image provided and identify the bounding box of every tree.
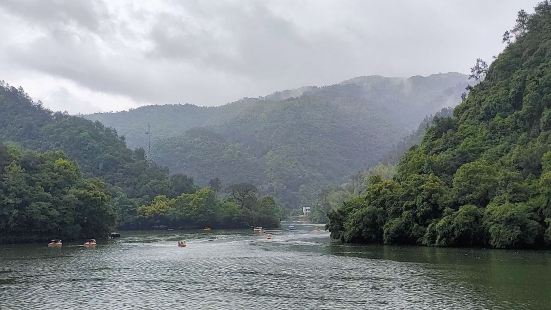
[0,143,9,169]
[502,30,512,44]
[452,161,499,207]
[170,174,195,196]
[255,196,283,227]
[226,183,258,210]
[512,10,529,38]
[469,58,488,81]
[484,203,543,248]
[72,179,116,239]
[208,177,222,192]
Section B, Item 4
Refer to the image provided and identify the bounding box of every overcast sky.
[0,0,540,114]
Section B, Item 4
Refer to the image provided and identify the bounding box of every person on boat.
[48,239,62,247]
[84,239,97,247]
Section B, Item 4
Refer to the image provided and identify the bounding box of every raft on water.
[83,239,97,248]
[48,239,62,248]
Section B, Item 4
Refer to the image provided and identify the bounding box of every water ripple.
[0,229,546,309]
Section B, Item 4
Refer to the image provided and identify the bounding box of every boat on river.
[178,240,187,247]
[83,239,97,248]
[253,227,263,233]
[110,232,121,238]
[48,239,62,248]
[266,234,273,240]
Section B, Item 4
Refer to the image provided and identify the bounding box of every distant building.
[302,206,311,216]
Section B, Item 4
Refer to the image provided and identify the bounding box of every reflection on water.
[1,223,550,309]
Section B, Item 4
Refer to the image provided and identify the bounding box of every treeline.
[327,3,551,249]
[137,184,283,229]
[0,144,115,243]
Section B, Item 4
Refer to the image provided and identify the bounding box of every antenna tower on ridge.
[145,123,152,163]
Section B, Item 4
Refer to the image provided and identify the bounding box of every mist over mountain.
[86,73,467,207]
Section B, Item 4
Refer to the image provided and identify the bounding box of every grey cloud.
[44,86,101,114]
[0,0,543,113]
[147,2,309,76]
[0,0,109,33]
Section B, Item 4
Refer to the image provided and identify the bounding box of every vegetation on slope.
[0,83,172,200]
[0,144,115,243]
[327,3,551,249]
[88,74,467,208]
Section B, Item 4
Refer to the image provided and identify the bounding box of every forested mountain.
[86,73,467,207]
[328,3,551,249]
[0,83,172,200]
[0,84,282,235]
[85,101,256,150]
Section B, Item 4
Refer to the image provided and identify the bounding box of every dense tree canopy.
[0,145,116,243]
[137,186,283,229]
[328,3,551,249]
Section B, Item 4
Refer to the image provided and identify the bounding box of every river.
[1,223,550,309]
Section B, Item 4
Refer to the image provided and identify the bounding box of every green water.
[0,224,550,309]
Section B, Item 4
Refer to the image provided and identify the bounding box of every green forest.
[0,84,282,243]
[138,184,283,229]
[87,74,467,208]
[0,145,115,243]
[327,4,551,249]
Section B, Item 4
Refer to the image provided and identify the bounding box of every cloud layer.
[0,0,539,113]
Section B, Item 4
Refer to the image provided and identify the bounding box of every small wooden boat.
[253,227,263,233]
[266,234,273,240]
[203,227,212,231]
[48,239,62,248]
[178,240,187,248]
[83,239,97,247]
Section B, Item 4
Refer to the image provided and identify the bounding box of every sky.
[0,0,540,114]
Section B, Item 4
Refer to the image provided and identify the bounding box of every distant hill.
[85,73,468,207]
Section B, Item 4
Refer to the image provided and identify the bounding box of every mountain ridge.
[85,72,468,207]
